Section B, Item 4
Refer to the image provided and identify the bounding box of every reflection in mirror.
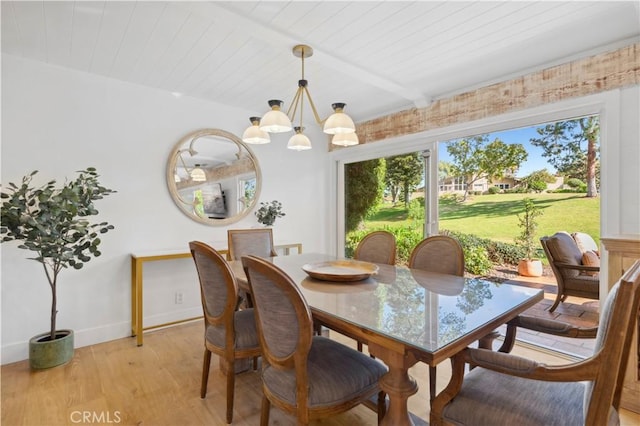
[166,129,261,226]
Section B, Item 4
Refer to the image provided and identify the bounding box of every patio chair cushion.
[582,251,600,276]
[572,232,600,255]
[547,232,584,277]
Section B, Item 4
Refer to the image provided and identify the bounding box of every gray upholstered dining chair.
[241,255,387,425]
[540,232,600,312]
[189,241,261,424]
[227,228,278,261]
[227,228,278,309]
[431,260,640,426]
[409,234,466,404]
[354,230,397,265]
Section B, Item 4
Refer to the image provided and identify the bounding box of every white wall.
[1,54,331,364]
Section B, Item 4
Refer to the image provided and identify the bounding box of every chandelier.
[242,44,359,150]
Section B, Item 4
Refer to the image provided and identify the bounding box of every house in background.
[439,175,521,194]
[438,174,565,195]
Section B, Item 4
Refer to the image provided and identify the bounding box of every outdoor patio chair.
[540,232,600,312]
[430,260,640,426]
[572,231,600,255]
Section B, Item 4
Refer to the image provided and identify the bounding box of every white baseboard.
[1,307,203,365]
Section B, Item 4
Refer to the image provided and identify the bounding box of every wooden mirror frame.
[166,128,262,226]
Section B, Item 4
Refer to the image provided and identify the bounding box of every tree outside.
[445,135,528,201]
[530,116,599,197]
[385,153,423,207]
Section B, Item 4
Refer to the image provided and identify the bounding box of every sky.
[438,125,555,178]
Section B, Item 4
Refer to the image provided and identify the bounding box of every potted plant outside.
[1,168,115,369]
[515,197,544,277]
[255,200,285,227]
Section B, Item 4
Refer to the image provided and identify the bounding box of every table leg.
[131,257,136,337]
[369,343,419,426]
[131,257,144,346]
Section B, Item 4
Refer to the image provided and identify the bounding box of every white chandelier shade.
[259,100,293,133]
[323,103,356,134]
[331,132,359,146]
[242,117,271,144]
[190,165,207,182]
[287,127,312,151]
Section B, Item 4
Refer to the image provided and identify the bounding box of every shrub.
[487,241,528,265]
[443,229,527,268]
[505,186,529,194]
[463,245,492,275]
[528,180,547,192]
[487,186,500,194]
[391,226,423,264]
[550,188,586,193]
[566,178,585,188]
[346,225,422,265]
[440,230,492,274]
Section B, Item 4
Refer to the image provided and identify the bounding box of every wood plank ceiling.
[2,1,639,123]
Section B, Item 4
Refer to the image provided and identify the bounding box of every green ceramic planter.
[29,329,74,369]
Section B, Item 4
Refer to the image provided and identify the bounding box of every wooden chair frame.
[431,260,640,426]
[540,234,600,312]
[227,228,278,261]
[242,255,385,425]
[189,241,261,424]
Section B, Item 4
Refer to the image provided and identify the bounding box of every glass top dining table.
[229,252,544,426]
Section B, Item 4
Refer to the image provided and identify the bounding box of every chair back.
[585,260,640,424]
[227,228,277,261]
[409,235,465,276]
[189,241,238,341]
[242,255,313,368]
[354,230,397,265]
[541,232,583,279]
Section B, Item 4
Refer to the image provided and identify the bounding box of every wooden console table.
[131,243,302,346]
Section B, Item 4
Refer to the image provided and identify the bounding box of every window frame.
[329,91,619,257]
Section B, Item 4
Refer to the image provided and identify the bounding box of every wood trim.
[601,236,640,413]
[351,43,639,145]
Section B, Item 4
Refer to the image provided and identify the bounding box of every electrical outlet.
[175,292,184,304]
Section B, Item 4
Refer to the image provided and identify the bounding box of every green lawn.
[366,193,600,245]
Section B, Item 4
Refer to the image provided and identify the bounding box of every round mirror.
[166,128,262,226]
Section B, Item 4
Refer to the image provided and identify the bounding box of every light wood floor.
[2,321,640,425]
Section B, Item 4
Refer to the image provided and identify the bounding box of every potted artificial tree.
[1,167,115,369]
[515,197,544,277]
